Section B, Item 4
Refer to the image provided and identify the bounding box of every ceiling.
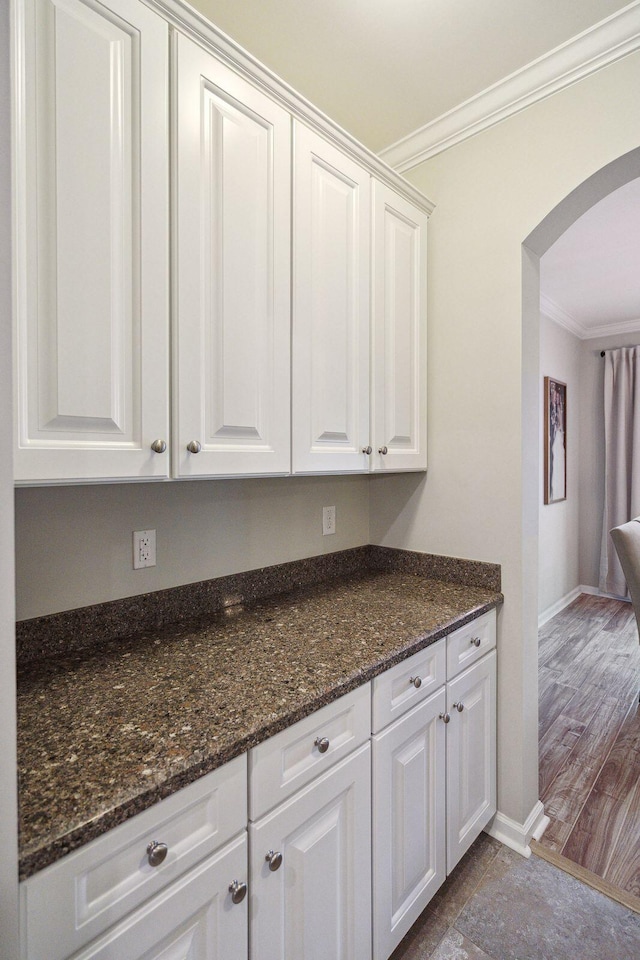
[540,178,640,337]
[192,0,632,153]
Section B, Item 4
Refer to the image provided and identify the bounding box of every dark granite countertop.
[17,551,501,881]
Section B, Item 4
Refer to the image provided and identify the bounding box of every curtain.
[599,346,640,596]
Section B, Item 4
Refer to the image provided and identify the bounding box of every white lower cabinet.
[20,612,496,960]
[20,756,249,960]
[249,744,372,960]
[446,650,497,871]
[71,832,247,960]
[372,689,446,960]
[371,611,497,960]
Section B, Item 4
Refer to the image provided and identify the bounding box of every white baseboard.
[485,801,550,858]
[579,583,629,602]
[538,584,630,628]
[538,586,582,628]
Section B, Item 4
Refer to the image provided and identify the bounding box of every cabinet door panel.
[292,123,370,473]
[446,651,497,872]
[71,833,247,960]
[371,181,427,472]
[250,744,371,960]
[175,34,291,477]
[14,0,169,482]
[372,689,446,960]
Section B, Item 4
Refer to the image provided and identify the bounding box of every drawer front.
[371,639,446,733]
[446,609,496,680]
[22,754,247,960]
[249,683,370,820]
[70,833,247,960]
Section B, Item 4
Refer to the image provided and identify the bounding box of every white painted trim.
[538,586,582,629]
[582,317,640,339]
[539,586,631,627]
[541,295,640,341]
[486,801,550,859]
[1,2,18,954]
[146,0,434,215]
[540,295,584,339]
[579,583,630,601]
[379,1,640,172]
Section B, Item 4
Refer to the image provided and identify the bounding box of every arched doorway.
[521,145,640,890]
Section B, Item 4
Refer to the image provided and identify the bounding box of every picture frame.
[544,376,567,504]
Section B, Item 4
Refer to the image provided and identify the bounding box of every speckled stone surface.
[16,546,500,666]
[17,553,501,881]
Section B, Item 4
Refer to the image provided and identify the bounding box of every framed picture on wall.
[544,376,567,504]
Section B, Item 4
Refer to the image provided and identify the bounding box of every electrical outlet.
[133,530,156,569]
[322,506,336,536]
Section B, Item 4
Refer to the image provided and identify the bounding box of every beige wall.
[579,329,640,591]
[538,315,581,616]
[1,0,19,946]
[371,50,640,826]
[15,475,371,620]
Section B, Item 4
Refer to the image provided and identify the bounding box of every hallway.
[536,592,640,907]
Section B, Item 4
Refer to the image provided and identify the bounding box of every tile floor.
[390,834,640,960]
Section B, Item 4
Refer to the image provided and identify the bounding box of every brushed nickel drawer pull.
[229,880,247,904]
[314,736,330,753]
[146,841,168,867]
[266,850,283,871]
[409,676,422,688]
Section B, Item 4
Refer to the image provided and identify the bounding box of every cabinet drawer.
[371,639,446,733]
[446,609,496,680]
[68,833,247,960]
[21,754,247,960]
[249,684,370,820]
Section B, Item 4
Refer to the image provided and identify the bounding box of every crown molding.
[540,294,585,338]
[584,317,640,339]
[146,0,434,214]
[379,1,640,173]
[541,294,640,340]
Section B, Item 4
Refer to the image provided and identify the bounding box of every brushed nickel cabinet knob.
[265,850,283,871]
[186,440,202,454]
[453,701,464,712]
[229,880,247,904]
[378,446,388,455]
[150,439,167,453]
[314,736,330,753]
[470,636,481,648]
[146,841,168,867]
[409,676,422,689]
[362,445,372,455]
[439,712,450,724]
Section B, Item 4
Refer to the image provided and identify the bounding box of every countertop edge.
[18,592,502,881]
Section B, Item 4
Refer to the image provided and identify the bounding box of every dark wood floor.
[538,592,640,902]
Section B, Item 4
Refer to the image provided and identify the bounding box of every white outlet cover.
[133,529,156,569]
[322,506,336,536]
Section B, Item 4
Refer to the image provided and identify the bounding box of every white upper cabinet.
[371,182,428,472]
[14,0,170,483]
[292,122,371,474]
[174,34,291,478]
[13,0,432,485]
